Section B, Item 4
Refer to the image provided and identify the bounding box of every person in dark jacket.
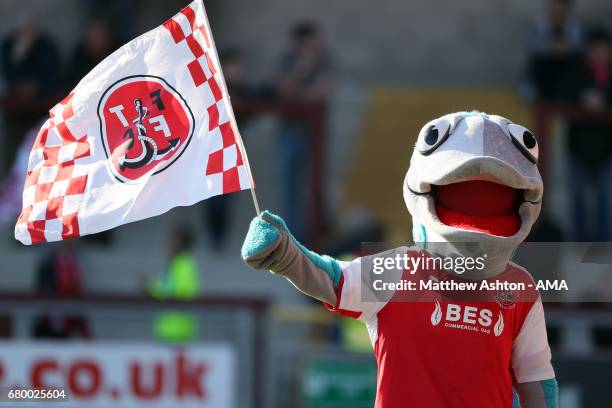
[567,28,612,241]
[1,16,60,174]
[523,0,584,102]
[64,15,119,90]
[32,242,90,339]
[1,16,60,98]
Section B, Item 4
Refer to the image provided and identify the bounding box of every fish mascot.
[241,111,558,407]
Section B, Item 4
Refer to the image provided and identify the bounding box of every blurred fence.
[0,293,269,408]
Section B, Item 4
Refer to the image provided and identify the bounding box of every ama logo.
[98,75,194,182]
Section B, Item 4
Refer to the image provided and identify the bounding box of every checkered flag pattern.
[15,94,91,244]
[163,2,249,194]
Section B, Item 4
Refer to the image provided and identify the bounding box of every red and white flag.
[15,0,255,245]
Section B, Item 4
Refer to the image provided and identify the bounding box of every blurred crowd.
[523,0,612,242]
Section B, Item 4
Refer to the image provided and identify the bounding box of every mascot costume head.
[404,111,543,276]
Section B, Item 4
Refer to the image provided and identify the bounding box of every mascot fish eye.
[242,111,557,408]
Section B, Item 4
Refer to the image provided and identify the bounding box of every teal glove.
[241,210,284,260]
[241,211,341,303]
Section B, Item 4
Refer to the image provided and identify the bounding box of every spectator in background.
[0,15,60,174]
[32,242,90,338]
[275,22,333,241]
[567,28,612,242]
[65,15,119,90]
[80,0,137,43]
[523,0,583,102]
[529,0,583,53]
[145,226,200,342]
[36,243,82,296]
[1,15,60,98]
[222,49,258,104]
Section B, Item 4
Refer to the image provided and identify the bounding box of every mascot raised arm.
[241,111,558,408]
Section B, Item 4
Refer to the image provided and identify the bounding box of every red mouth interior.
[432,180,521,237]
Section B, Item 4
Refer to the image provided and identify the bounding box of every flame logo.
[494,311,504,337]
[431,301,442,326]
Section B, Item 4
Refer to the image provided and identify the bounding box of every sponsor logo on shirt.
[431,301,504,336]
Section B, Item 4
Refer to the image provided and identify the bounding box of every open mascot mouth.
[432,180,522,237]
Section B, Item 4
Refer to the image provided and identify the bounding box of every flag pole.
[200,0,261,217]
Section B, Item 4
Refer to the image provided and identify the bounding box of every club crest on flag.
[14,0,257,245]
[98,75,195,182]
